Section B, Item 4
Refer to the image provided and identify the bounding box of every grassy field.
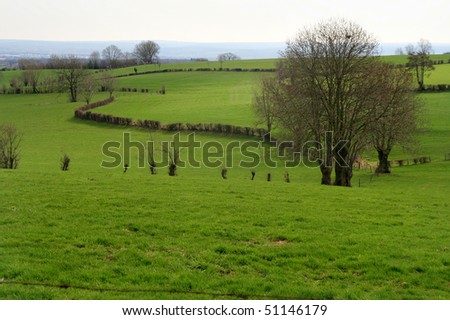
[1,53,449,89]
[111,59,278,76]
[98,67,450,139]
[0,65,449,299]
[101,72,260,127]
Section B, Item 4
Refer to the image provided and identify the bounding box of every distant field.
[100,72,259,127]
[110,59,278,76]
[1,54,450,88]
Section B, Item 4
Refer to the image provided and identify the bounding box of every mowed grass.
[0,85,449,298]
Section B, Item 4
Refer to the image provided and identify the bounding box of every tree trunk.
[334,163,353,187]
[334,144,352,187]
[375,148,391,174]
[320,164,332,185]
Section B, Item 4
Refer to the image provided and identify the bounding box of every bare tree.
[406,39,434,90]
[21,68,41,93]
[134,40,160,64]
[54,55,88,102]
[100,72,116,98]
[252,76,278,134]
[122,52,137,67]
[269,60,333,185]
[18,58,42,70]
[9,77,20,94]
[102,45,123,69]
[47,54,62,69]
[367,63,420,174]
[395,47,404,55]
[60,153,71,171]
[0,123,22,169]
[163,137,180,176]
[88,51,101,69]
[80,73,98,104]
[277,19,381,186]
[218,52,240,68]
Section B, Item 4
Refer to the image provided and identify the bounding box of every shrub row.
[116,67,276,78]
[390,156,431,166]
[120,87,166,94]
[76,96,115,112]
[74,97,267,137]
[422,84,450,91]
[134,119,161,130]
[164,122,267,137]
[76,111,133,126]
[74,97,132,126]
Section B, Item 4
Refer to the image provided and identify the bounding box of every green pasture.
[0,65,449,299]
[425,64,450,85]
[110,59,278,77]
[102,72,260,127]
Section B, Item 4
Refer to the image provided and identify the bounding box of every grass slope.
[0,89,449,299]
[103,72,260,127]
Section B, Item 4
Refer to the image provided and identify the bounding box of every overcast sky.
[1,0,449,43]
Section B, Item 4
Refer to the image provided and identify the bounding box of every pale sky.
[1,0,449,43]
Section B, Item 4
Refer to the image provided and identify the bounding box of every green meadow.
[0,58,449,299]
[102,72,260,126]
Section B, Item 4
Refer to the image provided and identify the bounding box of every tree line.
[17,40,161,70]
[3,40,161,102]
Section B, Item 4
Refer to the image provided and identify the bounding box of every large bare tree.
[134,40,160,65]
[280,19,380,186]
[261,20,420,186]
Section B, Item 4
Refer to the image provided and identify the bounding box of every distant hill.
[1,39,450,60]
[0,40,285,60]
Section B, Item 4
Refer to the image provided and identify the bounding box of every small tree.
[88,51,101,69]
[217,52,240,68]
[9,77,21,94]
[147,134,157,175]
[100,73,116,98]
[60,153,70,171]
[21,69,41,94]
[252,76,278,133]
[406,39,434,90]
[163,138,180,176]
[80,73,98,104]
[0,124,22,169]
